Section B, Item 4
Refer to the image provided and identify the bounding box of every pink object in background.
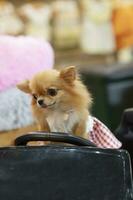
[0,35,54,92]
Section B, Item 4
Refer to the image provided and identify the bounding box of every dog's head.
[17,66,91,111]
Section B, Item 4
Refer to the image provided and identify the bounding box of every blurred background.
[0,0,133,145]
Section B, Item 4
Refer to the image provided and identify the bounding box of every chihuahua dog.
[17,66,92,140]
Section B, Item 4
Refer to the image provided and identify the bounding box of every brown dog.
[17,66,92,140]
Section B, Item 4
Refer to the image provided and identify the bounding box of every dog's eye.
[32,94,37,100]
[47,88,57,96]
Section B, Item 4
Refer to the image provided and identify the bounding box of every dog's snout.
[38,99,44,106]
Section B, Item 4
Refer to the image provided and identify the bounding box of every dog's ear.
[60,66,76,84]
[17,80,31,93]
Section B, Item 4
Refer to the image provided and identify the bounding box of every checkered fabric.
[87,116,122,149]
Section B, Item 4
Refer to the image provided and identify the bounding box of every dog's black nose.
[38,99,44,106]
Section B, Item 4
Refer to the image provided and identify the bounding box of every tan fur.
[17,66,92,139]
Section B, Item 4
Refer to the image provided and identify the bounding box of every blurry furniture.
[116,108,133,169]
[79,62,133,131]
[55,49,115,69]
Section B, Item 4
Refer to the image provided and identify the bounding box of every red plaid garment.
[87,116,122,149]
